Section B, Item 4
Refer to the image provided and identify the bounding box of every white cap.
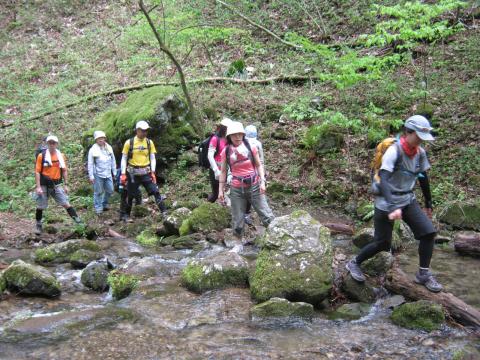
[226,121,245,137]
[93,130,107,140]
[136,120,150,130]
[405,115,434,141]
[45,135,59,143]
[220,117,233,127]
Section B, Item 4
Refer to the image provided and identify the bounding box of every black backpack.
[198,134,219,169]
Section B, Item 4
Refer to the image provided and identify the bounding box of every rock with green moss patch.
[391,300,445,332]
[341,275,376,303]
[251,297,314,319]
[438,201,480,231]
[34,239,100,264]
[164,207,192,235]
[159,233,204,249]
[250,211,332,307]
[0,271,6,294]
[329,302,371,320]
[352,227,374,249]
[3,260,61,298]
[181,251,249,293]
[132,205,150,218]
[70,249,102,269]
[180,202,231,235]
[81,262,110,292]
[107,270,139,300]
[136,229,160,247]
[362,252,393,276]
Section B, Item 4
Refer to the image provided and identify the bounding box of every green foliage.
[283,96,323,121]
[107,270,139,301]
[225,59,247,78]
[391,300,445,332]
[136,229,160,247]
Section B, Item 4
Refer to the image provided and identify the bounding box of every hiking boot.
[414,270,443,293]
[346,259,366,282]
[244,214,253,225]
[34,222,42,235]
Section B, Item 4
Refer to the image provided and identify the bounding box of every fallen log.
[454,231,480,258]
[323,223,354,235]
[385,266,480,328]
[108,228,125,239]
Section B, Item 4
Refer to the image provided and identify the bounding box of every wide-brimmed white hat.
[226,121,245,137]
[136,120,150,130]
[45,135,59,143]
[93,130,107,140]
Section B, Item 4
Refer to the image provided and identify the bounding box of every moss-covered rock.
[163,207,192,235]
[0,271,6,294]
[329,302,371,320]
[362,252,393,276]
[352,227,374,249]
[179,202,231,235]
[391,300,445,332]
[70,249,102,269]
[81,262,110,292]
[341,275,376,303]
[250,211,333,307]
[3,260,61,298]
[136,229,160,247]
[181,251,249,293]
[34,239,100,264]
[132,205,150,218]
[159,233,203,249]
[82,89,197,167]
[107,270,139,300]
[251,298,314,319]
[438,201,480,231]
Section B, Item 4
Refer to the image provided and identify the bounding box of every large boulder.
[159,233,205,249]
[34,239,100,264]
[438,201,480,231]
[82,89,197,167]
[70,249,102,269]
[391,300,445,332]
[3,260,61,298]
[250,298,314,319]
[179,202,231,235]
[81,261,110,292]
[163,207,192,235]
[362,252,394,276]
[181,251,249,293]
[250,210,333,307]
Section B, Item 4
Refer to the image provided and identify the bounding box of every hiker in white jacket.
[88,131,116,215]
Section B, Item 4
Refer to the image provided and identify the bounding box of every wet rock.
[352,227,374,248]
[329,303,371,321]
[181,251,249,293]
[122,257,180,278]
[250,210,333,307]
[341,275,376,303]
[179,202,231,235]
[362,252,393,276]
[3,260,61,298]
[163,207,192,235]
[381,295,406,309]
[438,201,480,231]
[251,297,314,319]
[81,261,110,292]
[70,249,102,269]
[107,270,139,300]
[391,300,445,332]
[34,239,100,264]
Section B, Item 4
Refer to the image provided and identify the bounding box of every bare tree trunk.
[138,0,199,132]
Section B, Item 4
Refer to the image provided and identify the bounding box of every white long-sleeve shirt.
[87,143,116,180]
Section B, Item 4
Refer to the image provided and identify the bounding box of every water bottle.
[118,183,124,194]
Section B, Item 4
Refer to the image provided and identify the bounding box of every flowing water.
[0,230,479,359]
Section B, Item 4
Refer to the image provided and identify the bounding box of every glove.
[120,174,127,185]
[150,172,157,184]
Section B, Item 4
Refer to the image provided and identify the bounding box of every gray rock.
[34,239,100,264]
[250,210,333,307]
[70,249,102,269]
[352,228,374,248]
[251,298,314,319]
[362,252,393,276]
[381,295,406,309]
[163,207,192,235]
[342,275,376,303]
[3,260,61,298]
[329,302,371,320]
[81,261,110,291]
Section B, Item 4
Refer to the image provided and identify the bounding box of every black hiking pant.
[207,168,219,203]
[120,173,166,216]
[355,199,436,268]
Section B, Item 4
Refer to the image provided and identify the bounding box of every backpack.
[198,134,219,169]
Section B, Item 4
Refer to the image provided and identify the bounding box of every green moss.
[132,205,150,218]
[70,249,100,269]
[181,262,249,293]
[136,229,160,247]
[391,300,445,332]
[179,219,192,236]
[0,272,6,294]
[329,303,371,320]
[107,270,139,300]
[251,298,314,319]
[34,239,100,264]
[187,202,231,233]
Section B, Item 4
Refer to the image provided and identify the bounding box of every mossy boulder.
[164,207,192,235]
[34,239,100,264]
[81,261,110,292]
[391,300,445,332]
[0,272,6,294]
[83,89,197,167]
[132,205,150,218]
[362,252,393,276]
[438,201,480,231]
[341,275,376,303]
[107,270,139,300]
[70,249,102,269]
[251,298,314,319]
[250,211,333,307]
[329,302,371,321]
[179,202,231,235]
[159,233,204,249]
[3,260,61,298]
[181,251,249,293]
[136,229,160,247]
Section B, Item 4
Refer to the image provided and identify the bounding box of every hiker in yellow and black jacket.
[119,121,167,221]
